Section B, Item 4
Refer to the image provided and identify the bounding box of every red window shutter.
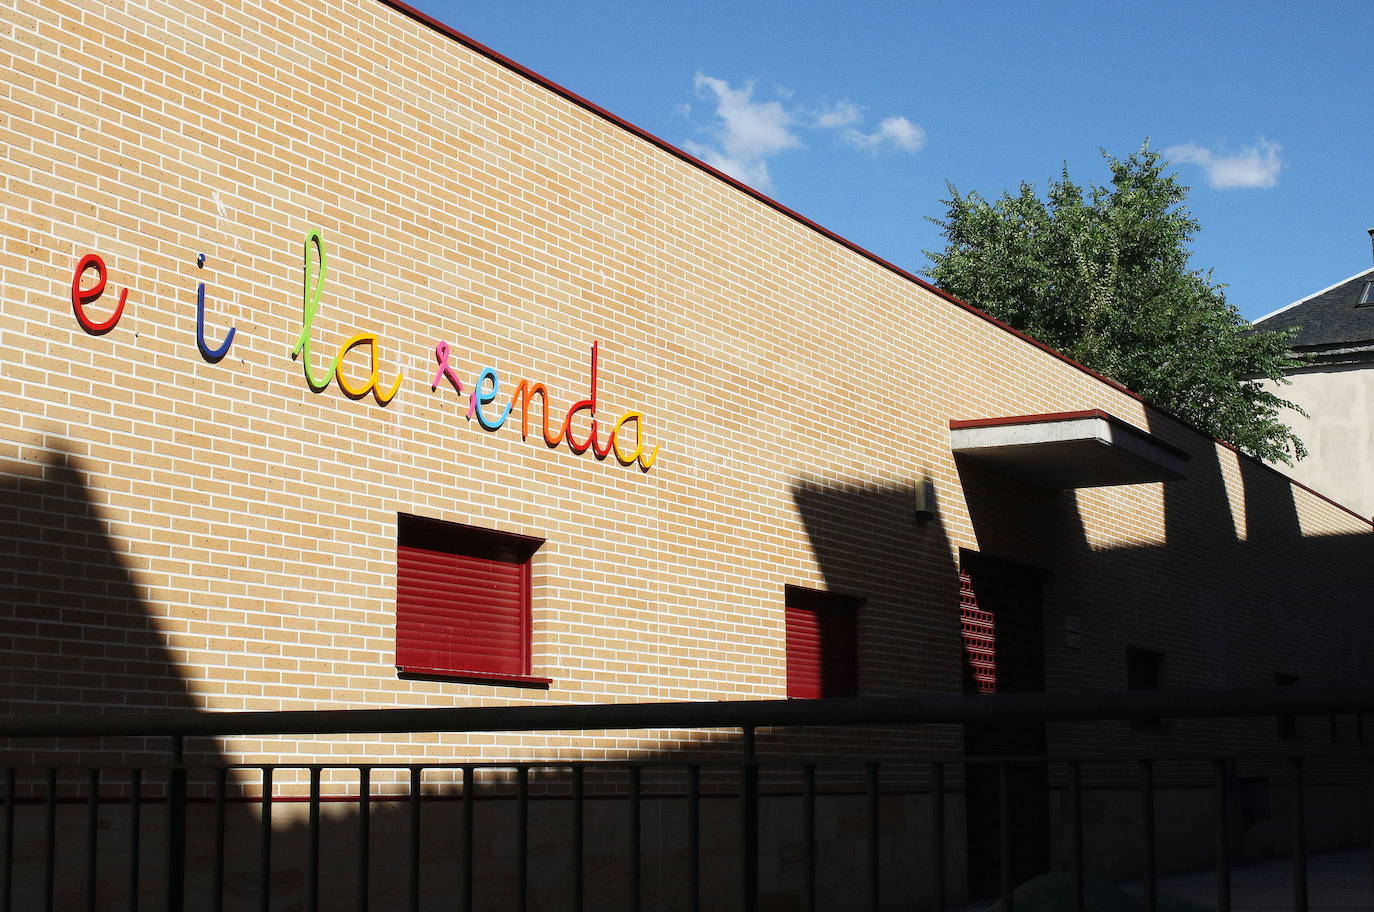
[396,544,529,677]
[786,601,824,699]
[785,588,859,699]
[960,571,997,694]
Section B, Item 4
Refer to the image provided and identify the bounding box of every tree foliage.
[926,144,1307,464]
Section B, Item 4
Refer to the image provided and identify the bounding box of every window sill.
[396,666,552,689]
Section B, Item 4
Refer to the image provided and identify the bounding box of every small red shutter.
[786,600,824,699]
[396,544,529,677]
[960,571,997,694]
[785,588,859,699]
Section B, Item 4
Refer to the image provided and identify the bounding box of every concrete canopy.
[949,410,1189,489]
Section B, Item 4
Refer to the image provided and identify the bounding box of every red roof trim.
[949,410,1112,430]
[376,1,1372,530]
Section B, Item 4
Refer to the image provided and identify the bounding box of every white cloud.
[812,100,863,129]
[1164,139,1282,189]
[844,116,927,153]
[683,73,925,191]
[686,73,799,190]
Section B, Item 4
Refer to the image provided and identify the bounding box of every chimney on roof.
[1368,228,1374,265]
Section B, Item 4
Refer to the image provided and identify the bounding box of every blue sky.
[409,0,1374,321]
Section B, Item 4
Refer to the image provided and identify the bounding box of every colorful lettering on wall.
[71,251,236,363]
[62,231,663,469]
[292,230,403,404]
[195,253,236,363]
[431,339,660,470]
[431,342,474,418]
[70,254,127,335]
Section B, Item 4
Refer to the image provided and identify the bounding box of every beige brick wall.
[2,0,1371,777]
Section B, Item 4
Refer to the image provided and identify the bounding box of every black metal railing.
[3,685,1374,912]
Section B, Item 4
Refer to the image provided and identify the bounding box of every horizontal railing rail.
[3,684,1374,739]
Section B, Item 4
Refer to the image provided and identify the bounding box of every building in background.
[1252,231,1374,519]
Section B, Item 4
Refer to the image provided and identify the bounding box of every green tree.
[926,144,1307,464]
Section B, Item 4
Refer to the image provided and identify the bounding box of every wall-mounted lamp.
[914,477,937,523]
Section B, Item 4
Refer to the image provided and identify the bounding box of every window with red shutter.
[784,586,860,699]
[395,514,547,685]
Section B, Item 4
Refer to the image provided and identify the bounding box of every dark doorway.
[960,550,1050,898]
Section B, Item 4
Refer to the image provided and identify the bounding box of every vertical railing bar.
[1369,759,1374,912]
[1,767,12,912]
[86,768,99,912]
[129,768,142,912]
[686,765,699,912]
[998,763,1012,912]
[802,763,815,912]
[258,767,272,912]
[213,768,226,912]
[167,735,186,912]
[517,766,529,912]
[1291,756,1308,912]
[306,767,321,912]
[1070,761,1084,912]
[43,768,56,912]
[629,765,641,912]
[461,766,474,912]
[409,767,422,912]
[1214,759,1232,912]
[573,765,585,912]
[357,767,370,912]
[866,762,880,912]
[741,726,758,912]
[1141,758,1156,912]
[932,761,946,912]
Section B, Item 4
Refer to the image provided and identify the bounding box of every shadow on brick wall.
[4,432,1373,908]
[950,412,1374,887]
[0,446,199,720]
[0,449,949,910]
